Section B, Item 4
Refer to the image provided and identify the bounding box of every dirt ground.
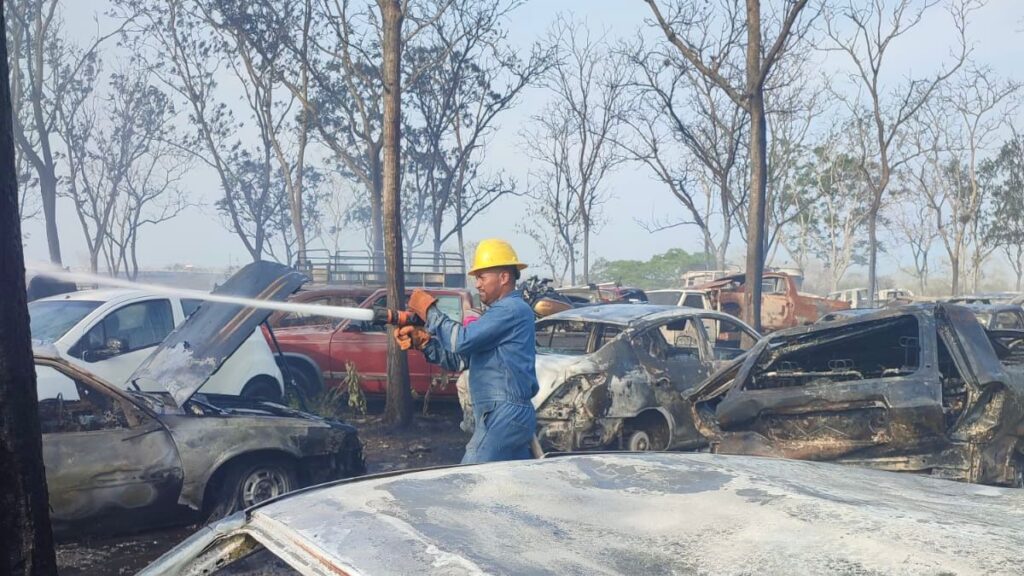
[55,401,468,576]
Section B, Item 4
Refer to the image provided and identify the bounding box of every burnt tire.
[627,430,653,451]
[206,458,297,523]
[240,376,282,403]
[623,412,670,451]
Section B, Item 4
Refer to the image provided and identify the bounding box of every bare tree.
[5,0,123,264]
[1,8,58,570]
[519,126,582,284]
[824,0,974,305]
[543,16,628,284]
[890,192,937,295]
[99,69,192,279]
[644,0,813,332]
[199,0,317,260]
[404,0,549,263]
[621,30,748,270]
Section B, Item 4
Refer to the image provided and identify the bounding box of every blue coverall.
[422,291,539,464]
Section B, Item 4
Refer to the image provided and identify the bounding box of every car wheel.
[241,376,282,402]
[627,430,653,451]
[206,458,297,522]
[285,360,323,398]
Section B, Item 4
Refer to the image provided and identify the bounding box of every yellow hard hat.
[468,238,528,276]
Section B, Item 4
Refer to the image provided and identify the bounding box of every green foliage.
[984,135,1024,247]
[589,248,710,289]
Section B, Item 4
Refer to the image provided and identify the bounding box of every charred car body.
[37,262,365,535]
[692,303,1024,487]
[533,304,760,452]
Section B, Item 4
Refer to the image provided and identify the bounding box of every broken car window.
[744,315,921,390]
[36,365,133,433]
[536,320,591,355]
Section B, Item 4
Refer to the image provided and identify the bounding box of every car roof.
[177,453,1024,575]
[33,287,149,303]
[962,303,1021,313]
[540,303,719,327]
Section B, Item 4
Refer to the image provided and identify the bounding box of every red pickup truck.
[265,286,474,398]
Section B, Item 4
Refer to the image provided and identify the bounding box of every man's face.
[474,268,509,306]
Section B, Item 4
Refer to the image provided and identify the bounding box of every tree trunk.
[39,171,61,265]
[743,0,766,334]
[582,222,590,285]
[379,0,412,428]
[369,145,384,270]
[866,209,878,307]
[0,16,59,572]
[951,255,960,296]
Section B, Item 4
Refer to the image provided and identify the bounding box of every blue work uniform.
[422,290,539,464]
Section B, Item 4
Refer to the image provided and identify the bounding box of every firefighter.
[397,239,539,463]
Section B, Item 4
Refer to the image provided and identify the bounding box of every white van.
[29,288,284,400]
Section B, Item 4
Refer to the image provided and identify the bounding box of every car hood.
[140,453,1024,576]
[533,353,601,408]
[129,262,306,407]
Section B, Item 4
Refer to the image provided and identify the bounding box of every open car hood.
[128,262,306,407]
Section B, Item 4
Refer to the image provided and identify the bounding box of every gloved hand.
[395,325,431,351]
[407,289,438,322]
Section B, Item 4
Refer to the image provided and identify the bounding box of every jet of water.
[25,261,375,322]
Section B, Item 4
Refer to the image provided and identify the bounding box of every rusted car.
[691,303,1024,487]
[36,262,365,534]
[533,304,760,452]
[268,286,474,398]
[140,453,1024,576]
[699,272,849,332]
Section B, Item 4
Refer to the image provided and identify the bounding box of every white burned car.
[140,453,1024,575]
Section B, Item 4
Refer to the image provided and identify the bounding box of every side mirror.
[82,338,127,362]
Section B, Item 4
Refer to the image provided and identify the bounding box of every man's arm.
[422,338,468,372]
[427,301,512,356]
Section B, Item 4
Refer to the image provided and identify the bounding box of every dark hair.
[502,266,521,283]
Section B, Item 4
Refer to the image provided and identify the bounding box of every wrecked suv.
[533,304,760,452]
[691,303,1024,487]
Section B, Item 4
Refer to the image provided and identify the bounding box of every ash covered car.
[691,303,1024,487]
[533,304,760,452]
[37,262,365,535]
[139,453,1024,576]
[962,302,1024,331]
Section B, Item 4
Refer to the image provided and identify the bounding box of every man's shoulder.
[490,292,534,317]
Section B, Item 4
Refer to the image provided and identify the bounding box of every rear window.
[647,291,681,306]
[536,320,591,355]
[29,300,103,343]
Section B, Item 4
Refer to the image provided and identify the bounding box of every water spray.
[26,261,382,323]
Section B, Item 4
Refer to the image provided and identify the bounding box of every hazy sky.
[20,0,1024,284]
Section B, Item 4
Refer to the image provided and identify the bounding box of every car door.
[713,313,947,459]
[697,314,760,371]
[67,298,176,389]
[634,317,712,393]
[330,293,434,396]
[36,360,183,526]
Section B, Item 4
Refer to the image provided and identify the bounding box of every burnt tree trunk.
[379,0,412,428]
[0,13,59,573]
[743,0,766,333]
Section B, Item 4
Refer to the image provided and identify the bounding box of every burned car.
[691,303,1024,487]
[140,453,1024,576]
[37,262,365,534]
[963,302,1024,331]
[533,304,760,452]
